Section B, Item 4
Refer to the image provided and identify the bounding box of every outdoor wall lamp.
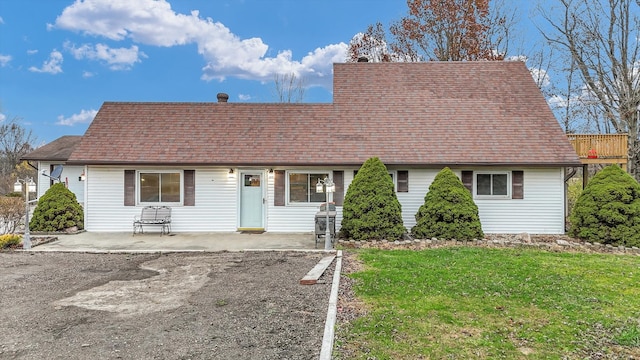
[79,171,86,181]
[14,177,36,250]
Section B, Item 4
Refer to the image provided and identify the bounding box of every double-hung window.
[464,170,524,200]
[139,171,182,204]
[288,172,328,204]
[476,172,509,197]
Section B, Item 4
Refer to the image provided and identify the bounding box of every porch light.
[228,168,235,178]
[316,181,323,193]
[79,171,86,181]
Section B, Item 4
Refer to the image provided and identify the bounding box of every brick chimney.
[216,93,229,103]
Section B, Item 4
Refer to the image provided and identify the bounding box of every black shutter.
[124,170,135,206]
[461,171,473,193]
[184,170,195,206]
[512,171,524,199]
[397,170,409,192]
[333,171,344,206]
[274,170,285,206]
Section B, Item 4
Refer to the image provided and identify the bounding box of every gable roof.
[67,61,580,167]
[23,135,83,162]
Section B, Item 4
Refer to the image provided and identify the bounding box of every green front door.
[239,172,264,230]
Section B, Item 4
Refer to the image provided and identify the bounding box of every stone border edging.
[337,237,640,255]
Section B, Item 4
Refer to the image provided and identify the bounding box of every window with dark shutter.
[274,170,285,206]
[124,170,135,206]
[397,170,409,192]
[461,171,473,193]
[333,171,344,206]
[512,170,524,199]
[184,170,195,206]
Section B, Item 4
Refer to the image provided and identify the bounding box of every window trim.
[473,171,511,199]
[286,170,330,206]
[137,170,184,206]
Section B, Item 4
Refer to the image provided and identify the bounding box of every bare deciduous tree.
[347,0,515,62]
[347,22,396,62]
[272,73,306,103]
[0,117,37,194]
[539,0,640,180]
[389,0,514,61]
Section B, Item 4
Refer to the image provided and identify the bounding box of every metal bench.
[133,206,172,235]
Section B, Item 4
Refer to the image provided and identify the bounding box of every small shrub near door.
[412,167,483,240]
[340,157,405,241]
[30,183,84,232]
[569,165,640,247]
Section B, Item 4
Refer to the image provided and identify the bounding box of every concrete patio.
[31,231,327,253]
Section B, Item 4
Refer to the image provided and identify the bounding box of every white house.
[35,61,582,235]
[22,135,85,206]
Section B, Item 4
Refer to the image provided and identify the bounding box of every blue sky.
[0,0,543,144]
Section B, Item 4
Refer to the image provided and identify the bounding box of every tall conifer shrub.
[30,183,84,232]
[412,167,483,240]
[341,157,405,240]
[570,165,640,247]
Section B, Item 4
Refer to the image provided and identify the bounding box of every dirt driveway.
[0,251,333,360]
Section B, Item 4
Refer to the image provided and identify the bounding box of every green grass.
[335,247,640,359]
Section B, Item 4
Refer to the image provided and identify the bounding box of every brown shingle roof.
[67,62,580,167]
[23,135,83,162]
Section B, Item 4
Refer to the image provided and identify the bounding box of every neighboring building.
[40,61,580,234]
[22,135,85,205]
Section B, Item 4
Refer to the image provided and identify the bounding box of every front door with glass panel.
[239,172,264,230]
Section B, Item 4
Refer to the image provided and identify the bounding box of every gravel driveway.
[0,251,333,360]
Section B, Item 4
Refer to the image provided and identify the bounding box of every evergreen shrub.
[412,167,483,240]
[340,157,406,240]
[569,165,640,247]
[30,183,84,232]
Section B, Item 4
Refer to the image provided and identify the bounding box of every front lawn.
[335,247,640,359]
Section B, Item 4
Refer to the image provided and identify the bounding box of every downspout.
[27,161,38,171]
[564,167,578,232]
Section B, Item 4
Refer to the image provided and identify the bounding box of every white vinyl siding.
[267,169,342,232]
[470,168,565,234]
[85,167,237,232]
[36,161,85,206]
[84,166,566,235]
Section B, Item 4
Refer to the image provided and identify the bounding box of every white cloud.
[0,54,11,67]
[0,16,4,24]
[507,55,528,62]
[65,42,146,70]
[548,94,568,109]
[238,94,251,101]
[530,67,551,88]
[29,50,63,74]
[53,0,347,87]
[27,49,38,55]
[82,71,95,78]
[56,109,98,126]
[0,113,6,122]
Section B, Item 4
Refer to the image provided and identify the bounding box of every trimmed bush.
[340,157,406,240]
[30,183,84,232]
[0,233,21,249]
[569,165,640,247]
[412,167,483,240]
